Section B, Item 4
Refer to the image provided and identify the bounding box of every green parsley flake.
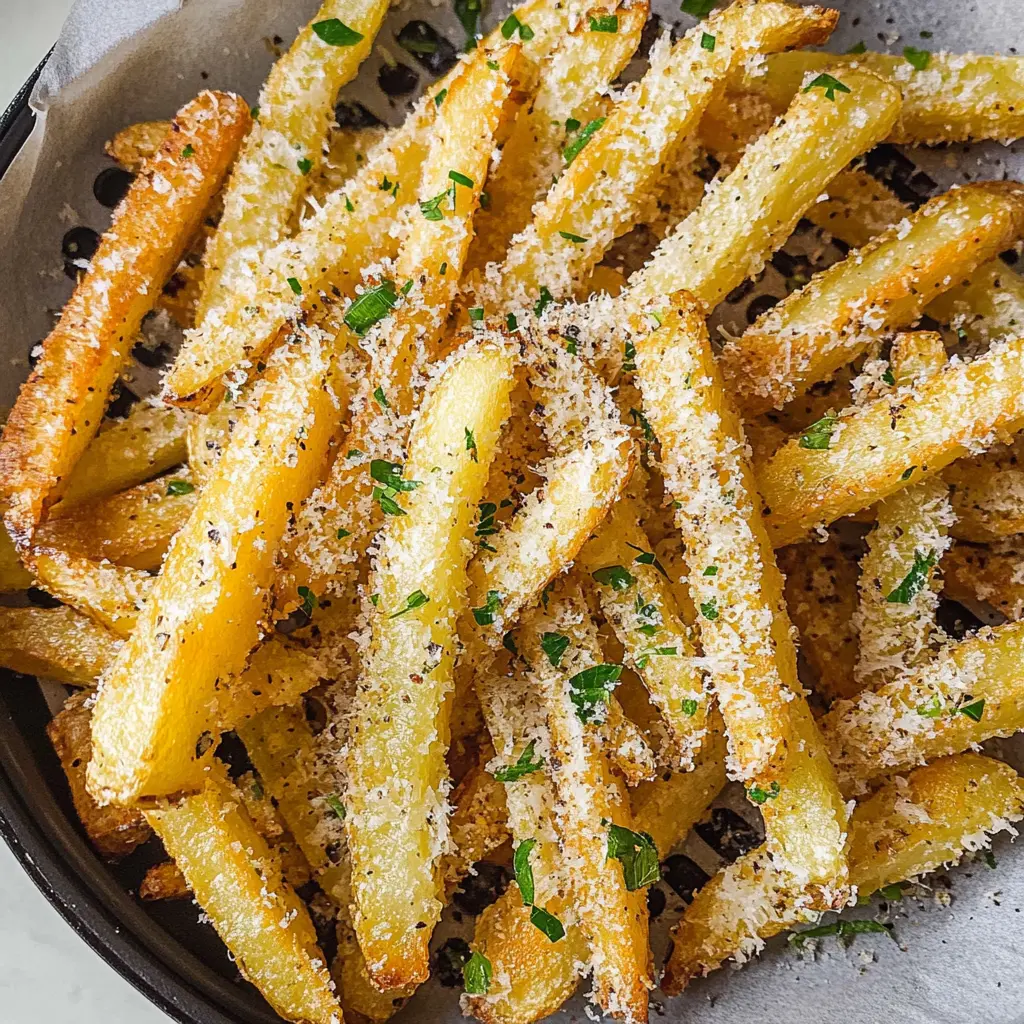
[700,597,719,621]
[345,282,398,335]
[534,286,554,317]
[847,40,867,54]
[681,698,699,717]
[799,413,837,450]
[312,18,365,46]
[589,14,619,32]
[916,694,943,718]
[389,589,430,619]
[700,31,716,50]
[501,13,535,40]
[370,460,421,493]
[297,586,317,617]
[882,367,896,386]
[506,312,519,331]
[626,541,668,578]
[901,466,917,481]
[885,549,936,604]
[565,117,581,132]
[747,781,780,804]
[493,740,545,782]
[636,645,678,670]
[469,306,485,321]
[802,72,851,102]
[703,565,718,576]
[463,951,492,995]
[434,88,448,106]
[563,117,606,166]
[680,0,716,15]
[529,904,565,942]
[287,276,302,295]
[166,479,195,496]
[297,157,312,175]
[336,527,351,539]
[344,194,355,212]
[904,46,931,71]
[373,385,390,409]
[182,144,194,158]
[449,169,474,188]
[789,919,894,947]
[540,631,570,668]
[473,590,503,626]
[558,230,588,243]
[877,883,904,901]
[957,698,985,722]
[606,824,660,891]
[629,407,655,443]
[465,427,478,462]
[453,0,482,47]
[592,564,637,592]
[325,794,346,819]
[513,838,537,904]
[567,663,622,723]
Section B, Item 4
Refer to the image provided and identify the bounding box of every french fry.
[943,539,1024,620]
[139,860,190,901]
[755,333,1024,547]
[0,533,33,592]
[282,48,523,610]
[145,769,343,1024]
[490,0,839,307]
[945,439,1024,542]
[721,183,1024,414]
[88,322,348,805]
[928,257,1024,348]
[166,0,390,403]
[577,495,710,768]
[0,605,119,685]
[0,92,249,545]
[855,332,952,689]
[58,402,190,506]
[662,753,1024,993]
[47,691,151,860]
[799,167,909,249]
[105,120,171,172]
[732,50,1024,146]
[626,66,900,309]
[306,126,389,210]
[518,586,652,1022]
[777,536,860,705]
[345,343,514,988]
[821,619,1024,792]
[631,297,848,888]
[465,0,648,272]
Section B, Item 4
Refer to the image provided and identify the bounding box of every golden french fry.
[756,333,1024,547]
[139,860,190,901]
[631,297,848,888]
[928,257,1024,348]
[626,65,900,309]
[943,539,1024,620]
[465,0,648,272]
[145,770,343,1024]
[855,333,951,689]
[662,753,1024,993]
[0,92,249,545]
[305,126,389,210]
[0,533,34,592]
[821,619,1024,791]
[105,120,172,172]
[945,439,1024,542]
[0,605,119,685]
[58,402,190,506]
[47,691,151,860]
[577,495,709,768]
[722,183,1024,414]
[491,0,839,307]
[733,49,1024,145]
[166,0,390,403]
[88,324,348,805]
[346,343,515,989]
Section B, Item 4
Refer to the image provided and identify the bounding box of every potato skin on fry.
[0,91,249,547]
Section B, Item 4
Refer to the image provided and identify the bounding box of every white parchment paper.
[2,0,1024,1021]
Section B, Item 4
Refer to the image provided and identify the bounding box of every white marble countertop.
[0,4,169,1021]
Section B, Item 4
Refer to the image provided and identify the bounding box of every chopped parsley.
[606,824,660,891]
[434,88,448,106]
[957,698,986,722]
[629,407,655,444]
[540,631,570,668]
[297,157,312,175]
[799,414,837,450]
[166,479,195,496]
[530,905,565,942]
[558,230,588,243]
[493,740,545,782]
[680,0,716,15]
[626,541,668,578]
[700,597,719,621]
[287,276,302,295]
[297,586,317,617]
[636,645,677,670]
[373,385,390,409]
[465,427,478,461]
[325,794,346,819]
[389,589,430,618]
[802,72,851,102]
[312,18,365,46]
[506,312,519,331]
[882,367,896,386]
[623,340,637,373]
[469,306,485,321]
[847,40,867,54]
[700,31,716,50]
[370,459,421,493]
[592,564,637,592]
[476,501,499,550]
[885,549,936,604]
[534,286,554,317]
[463,950,491,995]
[901,466,917,480]
[420,186,453,221]
[501,13,535,40]
[345,282,398,335]
[681,698,699,717]
[567,663,622,722]
[789,919,894,947]
[563,117,606,166]
[903,46,931,71]
[336,527,351,539]
[182,144,194,158]
[449,169,474,188]
[513,838,537,904]
[748,781,780,804]
[473,590,503,627]
[703,565,718,576]
[589,14,619,32]
[916,695,943,718]
[453,0,482,48]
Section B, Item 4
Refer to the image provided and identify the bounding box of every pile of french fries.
[5,0,1024,1020]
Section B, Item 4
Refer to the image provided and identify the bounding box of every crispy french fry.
[662,753,1024,992]
[800,167,908,249]
[755,333,1024,547]
[166,0,390,403]
[139,860,190,901]
[0,533,33,591]
[577,495,709,768]
[631,297,848,888]
[306,126,389,209]
[47,691,151,860]
[519,587,652,1022]
[145,770,343,1024]
[821,619,1024,791]
[777,537,860,705]
[346,343,514,988]
[721,183,1024,414]
[88,324,348,805]
[928,257,1024,348]
[0,92,249,545]
[943,539,1024,620]
[466,0,648,272]
[58,402,190,506]
[0,605,119,685]
[105,120,172,172]
[855,333,952,689]
[490,0,838,307]
[282,48,523,610]
[626,66,900,309]
[945,439,1024,541]
[734,49,1024,146]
